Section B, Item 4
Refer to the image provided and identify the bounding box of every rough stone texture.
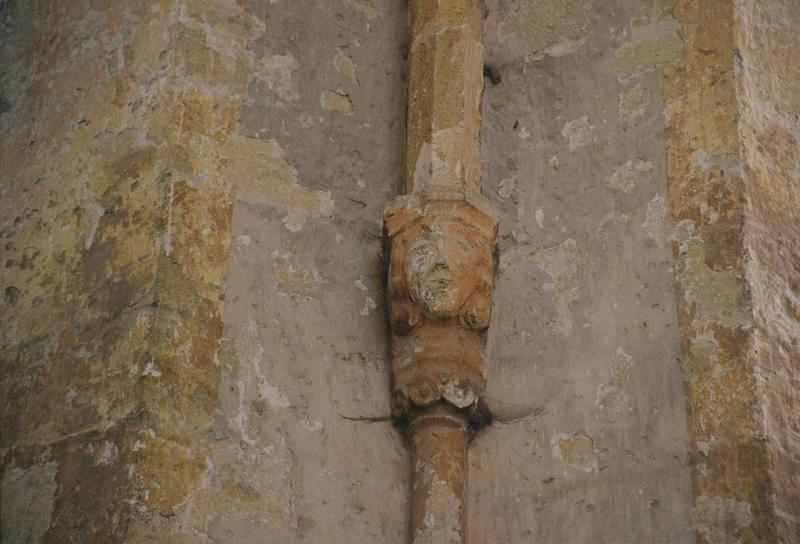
[664,1,800,541]
[1,1,177,540]
[405,0,485,200]
[662,2,774,542]
[409,407,469,544]
[3,0,797,543]
[1,0,241,540]
[735,1,800,540]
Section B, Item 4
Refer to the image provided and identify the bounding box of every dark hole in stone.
[5,285,20,305]
[483,65,502,85]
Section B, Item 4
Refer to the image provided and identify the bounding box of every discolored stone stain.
[663,1,782,541]
[642,195,670,247]
[606,159,654,193]
[254,54,300,101]
[0,461,58,543]
[619,83,652,122]
[561,116,594,151]
[530,238,587,336]
[321,89,354,115]
[551,432,599,473]
[220,135,334,231]
[595,348,634,414]
[271,252,322,299]
[615,1,684,79]
[342,0,380,20]
[487,0,593,61]
[334,51,359,85]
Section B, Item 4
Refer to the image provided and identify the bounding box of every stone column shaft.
[387,1,494,543]
[409,407,469,544]
[405,0,485,200]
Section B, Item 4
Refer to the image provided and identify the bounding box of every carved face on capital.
[405,228,476,318]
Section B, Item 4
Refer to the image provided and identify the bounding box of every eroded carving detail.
[385,196,497,423]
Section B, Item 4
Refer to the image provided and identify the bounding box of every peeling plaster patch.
[511,224,530,243]
[691,495,753,544]
[360,296,377,316]
[530,239,587,336]
[616,16,683,79]
[642,195,669,245]
[1,462,58,544]
[84,202,106,250]
[142,360,162,378]
[301,416,323,432]
[619,83,652,121]
[334,52,358,85]
[561,116,594,150]
[199,434,295,528]
[272,253,321,299]
[253,358,291,409]
[354,276,368,291]
[690,149,742,176]
[673,226,752,329]
[321,90,353,114]
[534,208,545,228]
[316,190,335,217]
[606,160,653,193]
[413,142,433,190]
[342,0,380,20]
[231,379,256,446]
[254,54,299,101]
[495,0,592,59]
[221,135,331,231]
[95,440,119,466]
[497,177,516,200]
[551,432,599,473]
[596,348,634,413]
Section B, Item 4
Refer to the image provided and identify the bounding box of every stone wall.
[735,1,800,539]
[1,1,177,540]
[1,1,797,543]
[663,2,773,541]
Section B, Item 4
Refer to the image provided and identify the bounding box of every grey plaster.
[217,0,691,542]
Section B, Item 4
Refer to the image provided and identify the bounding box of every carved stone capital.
[384,196,497,423]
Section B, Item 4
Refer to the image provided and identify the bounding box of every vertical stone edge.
[733,0,800,539]
[663,1,777,542]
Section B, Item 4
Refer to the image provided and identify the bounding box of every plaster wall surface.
[474,0,691,541]
[213,0,692,542]
[0,0,708,542]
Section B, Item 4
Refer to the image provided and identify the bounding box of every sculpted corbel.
[384,196,497,423]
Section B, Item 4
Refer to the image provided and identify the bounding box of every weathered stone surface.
[661,1,793,541]
[409,406,469,544]
[2,0,796,542]
[161,1,410,542]
[735,1,800,539]
[385,197,497,422]
[405,0,485,200]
